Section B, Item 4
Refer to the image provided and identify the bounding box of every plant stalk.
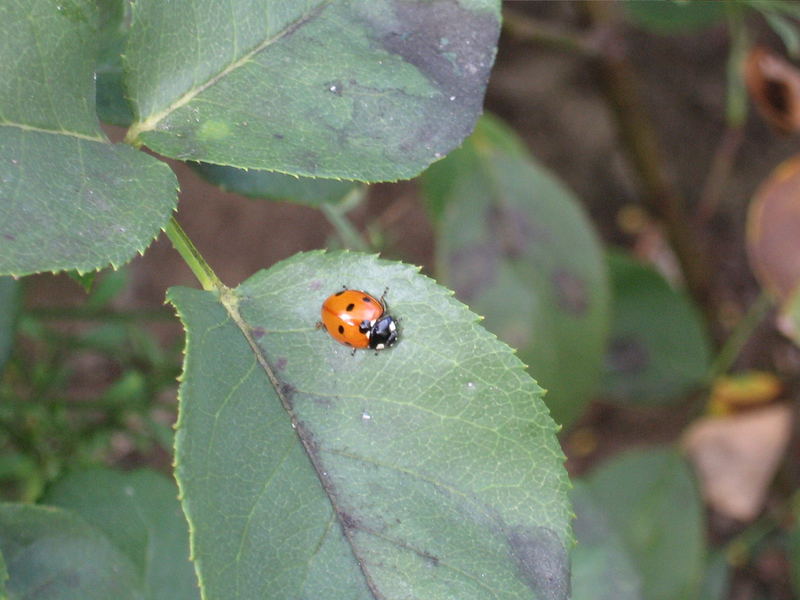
[707,292,773,382]
[321,188,370,252]
[164,216,225,291]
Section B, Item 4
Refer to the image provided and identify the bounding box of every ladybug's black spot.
[362,296,372,303]
[346,303,355,312]
[338,325,345,334]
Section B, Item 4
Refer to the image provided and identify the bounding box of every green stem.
[725,6,750,128]
[164,216,224,291]
[502,7,599,57]
[707,292,773,382]
[321,188,370,252]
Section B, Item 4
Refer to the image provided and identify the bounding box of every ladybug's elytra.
[320,289,399,350]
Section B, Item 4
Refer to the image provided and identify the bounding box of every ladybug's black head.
[368,315,398,350]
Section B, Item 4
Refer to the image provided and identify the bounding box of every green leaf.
[0,502,142,600]
[422,115,610,427]
[0,277,20,373]
[602,250,711,405]
[43,468,199,600]
[95,0,134,125]
[126,0,501,182]
[570,482,642,600]
[697,550,730,600]
[169,250,571,600]
[190,163,360,206]
[85,267,129,308]
[623,0,727,34]
[0,548,7,600]
[584,448,705,600]
[791,516,800,596]
[421,114,529,222]
[0,0,177,277]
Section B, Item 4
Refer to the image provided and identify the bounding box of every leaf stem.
[164,216,224,291]
[707,291,773,382]
[320,188,370,252]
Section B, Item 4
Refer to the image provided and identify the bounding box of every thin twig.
[503,6,599,57]
[582,1,719,334]
[697,126,744,224]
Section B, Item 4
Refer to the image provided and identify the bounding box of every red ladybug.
[320,289,399,350]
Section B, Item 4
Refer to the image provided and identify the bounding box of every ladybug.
[320,289,399,350]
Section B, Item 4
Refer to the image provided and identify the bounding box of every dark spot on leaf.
[273,133,285,140]
[280,383,296,405]
[507,526,570,600]
[423,551,440,567]
[252,327,265,339]
[274,357,287,370]
[3,233,15,241]
[295,421,321,459]
[487,204,535,259]
[340,511,359,530]
[312,394,332,407]
[376,0,498,109]
[551,268,588,316]
[449,242,499,302]
[606,336,649,374]
[486,203,549,258]
[353,0,499,162]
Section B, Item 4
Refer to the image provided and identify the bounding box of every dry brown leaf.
[745,46,800,134]
[707,371,782,416]
[746,154,800,302]
[682,404,793,521]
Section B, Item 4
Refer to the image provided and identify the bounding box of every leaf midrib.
[218,287,386,599]
[126,1,332,142]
